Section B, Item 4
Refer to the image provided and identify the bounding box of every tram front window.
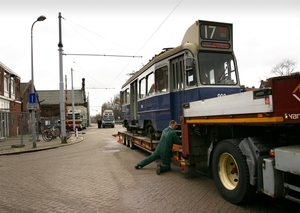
[198,52,237,85]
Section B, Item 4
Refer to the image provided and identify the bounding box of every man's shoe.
[156,164,161,175]
[135,164,142,169]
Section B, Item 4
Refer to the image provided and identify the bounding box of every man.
[135,120,182,175]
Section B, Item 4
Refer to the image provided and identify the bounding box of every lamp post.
[31,15,46,148]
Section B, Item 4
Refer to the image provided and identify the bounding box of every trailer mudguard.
[238,137,271,186]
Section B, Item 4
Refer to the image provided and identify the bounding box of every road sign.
[28,92,37,104]
[27,102,39,111]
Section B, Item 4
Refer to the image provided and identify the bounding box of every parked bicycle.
[42,125,71,142]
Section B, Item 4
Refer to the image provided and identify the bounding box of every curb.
[0,137,84,156]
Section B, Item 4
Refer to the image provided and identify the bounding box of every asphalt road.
[0,124,299,213]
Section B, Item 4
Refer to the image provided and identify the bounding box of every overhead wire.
[62,16,141,91]
[71,60,108,88]
[61,0,183,95]
[62,18,113,89]
[107,0,183,87]
[62,17,137,55]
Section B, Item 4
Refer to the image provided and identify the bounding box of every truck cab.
[102,109,115,128]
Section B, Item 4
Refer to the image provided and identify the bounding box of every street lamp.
[31,15,46,148]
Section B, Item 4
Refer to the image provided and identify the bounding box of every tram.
[120,20,241,137]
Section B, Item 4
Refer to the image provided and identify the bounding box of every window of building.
[11,79,15,94]
[4,75,9,91]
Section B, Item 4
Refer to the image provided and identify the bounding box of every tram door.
[130,80,138,125]
[170,55,185,123]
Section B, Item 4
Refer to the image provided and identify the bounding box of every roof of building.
[0,61,20,78]
[20,82,32,96]
[37,90,85,105]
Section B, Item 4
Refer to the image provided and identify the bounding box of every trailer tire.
[212,139,253,204]
[122,135,126,145]
[129,138,135,149]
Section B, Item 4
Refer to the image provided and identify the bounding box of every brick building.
[0,62,22,137]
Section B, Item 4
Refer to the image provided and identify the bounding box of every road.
[0,124,299,213]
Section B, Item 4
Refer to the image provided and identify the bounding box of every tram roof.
[121,20,232,89]
[121,20,205,89]
[121,45,184,88]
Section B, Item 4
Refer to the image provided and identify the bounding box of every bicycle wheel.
[42,130,52,142]
[51,128,59,138]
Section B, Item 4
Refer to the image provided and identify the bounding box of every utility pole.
[58,12,67,143]
[71,68,75,134]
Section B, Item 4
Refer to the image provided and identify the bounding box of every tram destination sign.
[199,21,233,52]
[200,24,230,41]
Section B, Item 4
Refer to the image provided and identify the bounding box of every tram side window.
[126,88,130,104]
[139,78,146,99]
[147,72,155,96]
[155,66,168,93]
[186,58,196,87]
[172,61,183,90]
[186,69,196,87]
[120,91,125,104]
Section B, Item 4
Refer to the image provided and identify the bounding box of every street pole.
[58,12,67,143]
[71,68,75,134]
[31,15,46,148]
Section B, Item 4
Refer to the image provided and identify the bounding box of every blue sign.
[28,93,37,104]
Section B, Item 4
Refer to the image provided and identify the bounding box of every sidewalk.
[0,134,84,156]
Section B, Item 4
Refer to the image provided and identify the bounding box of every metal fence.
[0,111,62,151]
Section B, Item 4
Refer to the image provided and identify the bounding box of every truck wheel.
[211,139,253,204]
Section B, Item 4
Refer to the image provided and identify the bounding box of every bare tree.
[270,59,297,76]
[101,94,121,119]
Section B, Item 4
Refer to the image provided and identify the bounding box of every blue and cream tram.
[120,20,241,137]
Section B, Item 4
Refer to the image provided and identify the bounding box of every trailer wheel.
[122,135,126,145]
[126,136,130,147]
[129,138,135,149]
[212,139,253,204]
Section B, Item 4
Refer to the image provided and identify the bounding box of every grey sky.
[1,0,299,115]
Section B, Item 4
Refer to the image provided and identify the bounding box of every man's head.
[169,120,178,129]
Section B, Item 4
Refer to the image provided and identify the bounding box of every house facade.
[0,61,89,136]
[0,62,22,137]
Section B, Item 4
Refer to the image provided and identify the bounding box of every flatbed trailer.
[118,131,159,153]
[118,74,300,205]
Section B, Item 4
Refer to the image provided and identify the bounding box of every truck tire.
[211,139,253,204]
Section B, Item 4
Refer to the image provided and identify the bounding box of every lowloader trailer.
[119,74,300,205]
